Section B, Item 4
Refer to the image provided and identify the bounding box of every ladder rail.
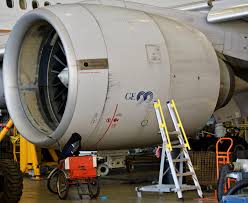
[154,106,167,144]
[178,151,184,185]
[154,99,172,151]
[182,147,203,198]
[158,142,166,186]
[154,102,171,186]
[170,100,191,150]
[165,147,183,198]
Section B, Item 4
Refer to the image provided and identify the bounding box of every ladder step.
[169,131,180,135]
[172,144,185,149]
[173,158,188,163]
[176,172,194,177]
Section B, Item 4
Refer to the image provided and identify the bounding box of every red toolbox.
[63,156,97,179]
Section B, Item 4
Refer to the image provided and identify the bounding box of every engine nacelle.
[216,58,235,109]
[3,4,220,149]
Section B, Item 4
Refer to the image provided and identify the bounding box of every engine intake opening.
[18,21,68,134]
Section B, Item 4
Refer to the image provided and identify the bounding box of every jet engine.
[3,4,227,149]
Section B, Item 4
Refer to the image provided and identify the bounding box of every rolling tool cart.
[57,154,100,200]
[47,151,100,200]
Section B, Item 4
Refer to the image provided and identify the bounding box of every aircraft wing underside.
[207,0,248,23]
[122,0,248,23]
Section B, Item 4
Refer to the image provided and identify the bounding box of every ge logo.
[137,91,153,102]
[125,91,154,103]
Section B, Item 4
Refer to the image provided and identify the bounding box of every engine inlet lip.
[3,8,77,146]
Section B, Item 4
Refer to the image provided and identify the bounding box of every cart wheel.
[126,162,134,173]
[57,170,69,200]
[47,168,60,194]
[88,177,100,199]
[97,163,109,176]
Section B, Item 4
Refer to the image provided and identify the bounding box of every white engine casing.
[3,4,220,149]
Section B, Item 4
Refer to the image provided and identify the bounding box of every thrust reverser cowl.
[3,4,220,149]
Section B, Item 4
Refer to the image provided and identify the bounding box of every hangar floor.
[19,167,216,203]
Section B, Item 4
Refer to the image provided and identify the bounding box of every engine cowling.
[3,4,220,149]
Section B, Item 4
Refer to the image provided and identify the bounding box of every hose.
[225,179,248,196]
[217,164,234,202]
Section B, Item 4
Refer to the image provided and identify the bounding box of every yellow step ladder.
[136,99,202,199]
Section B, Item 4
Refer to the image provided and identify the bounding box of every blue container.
[222,195,248,203]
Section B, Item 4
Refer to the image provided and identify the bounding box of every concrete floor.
[20,168,216,203]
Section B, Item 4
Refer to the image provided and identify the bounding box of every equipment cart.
[48,153,100,200]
